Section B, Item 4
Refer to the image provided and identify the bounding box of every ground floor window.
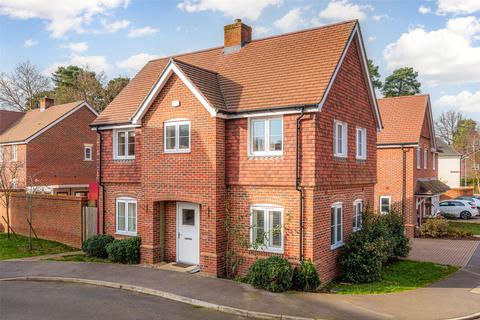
[353,199,363,231]
[250,205,283,253]
[331,202,343,249]
[116,197,137,236]
[380,196,391,214]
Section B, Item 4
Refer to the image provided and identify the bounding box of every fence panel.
[83,206,97,241]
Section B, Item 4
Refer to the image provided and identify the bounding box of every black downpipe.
[401,145,406,216]
[96,128,105,234]
[296,106,305,262]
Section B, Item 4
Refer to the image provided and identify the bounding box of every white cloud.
[94,19,130,34]
[60,42,88,53]
[116,53,161,72]
[0,0,130,38]
[435,90,480,114]
[368,36,376,42]
[274,8,305,32]
[253,26,271,37]
[23,39,38,47]
[317,0,372,23]
[177,0,283,21]
[372,14,390,21]
[127,26,159,38]
[418,5,431,15]
[44,55,110,75]
[437,0,480,15]
[383,16,480,86]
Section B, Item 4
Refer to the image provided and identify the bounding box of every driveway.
[408,238,479,266]
[0,280,243,320]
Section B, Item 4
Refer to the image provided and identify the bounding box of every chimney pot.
[224,19,252,54]
[39,97,55,111]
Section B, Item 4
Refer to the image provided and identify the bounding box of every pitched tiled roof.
[377,95,430,145]
[92,20,358,126]
[0,110,24,134]
[0,101,84,144]
[436,138,461,157]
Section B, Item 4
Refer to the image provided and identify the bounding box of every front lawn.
[0,233,76,260]
[448,221,480,235]
[48,253,110,263]
[327,260,458,294]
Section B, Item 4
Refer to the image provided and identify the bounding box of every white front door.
[176,202,200,265]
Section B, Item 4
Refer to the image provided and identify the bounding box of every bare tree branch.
[435,110,463,145]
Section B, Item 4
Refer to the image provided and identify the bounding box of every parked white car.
[438,200,478,219]
[455,196,480,215]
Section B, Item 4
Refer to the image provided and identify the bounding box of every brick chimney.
[224,19,252,54]
[39,97,55,111]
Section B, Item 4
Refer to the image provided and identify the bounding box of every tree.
[435,110,463,145]
[104,77,130,106]
[382,67,421,97]
[367,59,382,90]
[52,65,82,88]
[0,159,23,239]
[453,119,478,154]
[0,61,51,111]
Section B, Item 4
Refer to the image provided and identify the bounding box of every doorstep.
[144,262,200,274]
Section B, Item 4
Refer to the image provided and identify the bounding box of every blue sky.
[0,0,479,122]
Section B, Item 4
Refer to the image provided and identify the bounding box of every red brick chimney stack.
[39,97,55,111]
[224,19,252,54]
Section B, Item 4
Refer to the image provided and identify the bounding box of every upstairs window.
[114,129,135,160]
[164,120,191,153]
[424,147,428,169]
[334,120,348,158]
[356,127,367,160]
[380,196,391,214]
[11,145,17,162]
[417,147,421,169]
[249,117,283,156]
[84,145,93,161]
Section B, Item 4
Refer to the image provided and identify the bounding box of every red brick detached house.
[0,98,98,196]
[91,19,382,281]
[375,95,449,237]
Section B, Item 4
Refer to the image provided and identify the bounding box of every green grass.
[448,221,480,235]
[328,260,459,294]
[48,254,110,263]
[0,232,77,260]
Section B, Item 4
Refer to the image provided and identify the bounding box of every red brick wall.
[26,106,97,186]
[8,193,84,247]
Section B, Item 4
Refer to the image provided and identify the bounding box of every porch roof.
[414,179,450,196]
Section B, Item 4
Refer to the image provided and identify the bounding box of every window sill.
[115,231,137,237]
[330,242,344,250]
[249,246,284,254]
[114,157,135,161]
[84,159,93,161]
[353,227,361,232]
[355,157,367,161]
[164,149,191,154]
[248,154,283,160]
[334,154,347,159]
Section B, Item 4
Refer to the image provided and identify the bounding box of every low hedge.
[106,237,141,264]
[246,256,293,292]
[420,217,448,238]
[82,235,114,258]
[292,260,320,292]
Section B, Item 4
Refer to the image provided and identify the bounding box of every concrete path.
[5,251,83,262]
[409,238,479,266]
[1,258,479,320]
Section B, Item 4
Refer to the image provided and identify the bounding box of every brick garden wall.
[6,193,85,247]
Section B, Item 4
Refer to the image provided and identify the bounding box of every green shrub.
[292,260,320,292]
[381,211,411,258]
[106,237,141,264]
[340,230,389,283]
[420,217,448,238]
[448,228,472,238]
[246,256,293,292]
[82,235,114,258]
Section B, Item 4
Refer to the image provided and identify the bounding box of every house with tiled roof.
[436,138,462,188]
[91,19,382,281]
[375,95,449,236]
[0,98,98,196]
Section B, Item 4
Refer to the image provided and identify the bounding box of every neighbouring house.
[0,110,23,134]
[461,149,480,185]
[436,138,462,188]
[0,98,98,196]
[91,19,382,281]
[375,95,449,237]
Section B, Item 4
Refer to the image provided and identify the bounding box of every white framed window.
[331,202,343,249]
[416,147,421,169]
[380,196,391,214]
[355,127,367,160]
[164,120,191,153]
[424,147,428,169]
[116,197,137,236]
[11,145,17,162]
[250,205,283,253]
[113,129,135,160]
[0,146,3,162]
[248,117,283,156]
[84,145,93,161]
[334,120,348,158]
[353,199,363,231]
[432,152,436,170]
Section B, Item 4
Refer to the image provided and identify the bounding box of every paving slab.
[409,238,479,266]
